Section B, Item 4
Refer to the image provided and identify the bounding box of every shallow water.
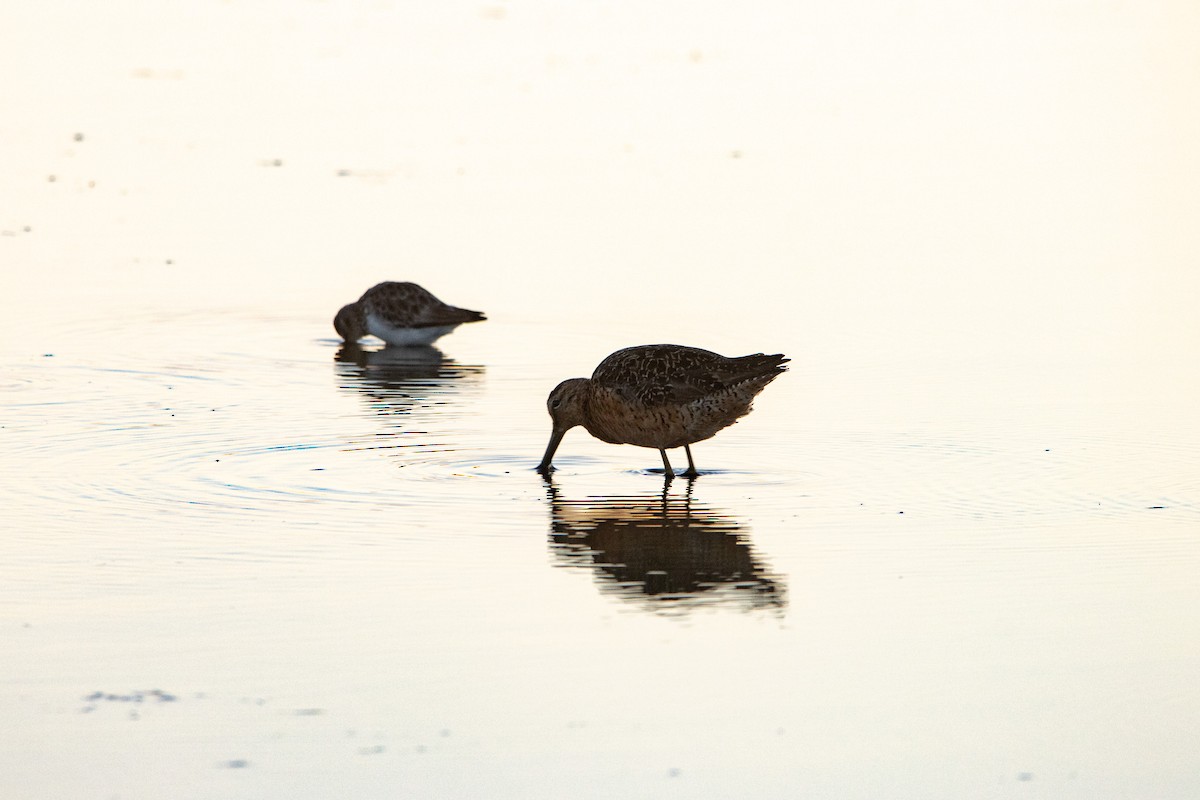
[4,2,1200,798]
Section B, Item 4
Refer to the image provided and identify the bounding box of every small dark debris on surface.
[1017,772,1034,782]
[221,759,250,769]
[48,174,56,182]
[1148,505,1165,510]
[358,745,386,755]
[81,689,179,715]
[294,708,324,716]
[668,767,682,778]
[74,132,84,142]
[83,689,178,704]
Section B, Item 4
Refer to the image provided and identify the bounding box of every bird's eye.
[550,398,562,409]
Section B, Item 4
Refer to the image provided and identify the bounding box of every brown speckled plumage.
[334,281,486,346]
[538,344,788,477]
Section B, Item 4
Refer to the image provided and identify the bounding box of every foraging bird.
[334,281,485,346]
[537,344,788,477]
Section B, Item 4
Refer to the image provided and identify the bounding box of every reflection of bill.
[545,481,785,615]
[334,344,485,423]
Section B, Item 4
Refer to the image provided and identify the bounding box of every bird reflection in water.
[334,344,485,448]
[545,479,785,615]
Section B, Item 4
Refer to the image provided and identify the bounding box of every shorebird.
[537,344,788,477]
[334,281,485,346]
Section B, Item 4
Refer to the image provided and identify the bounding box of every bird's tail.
[729,353,789,382]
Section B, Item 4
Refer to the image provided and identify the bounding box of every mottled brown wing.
[362,282,486,328]
[592,345,742,407]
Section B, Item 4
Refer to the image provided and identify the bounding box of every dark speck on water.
[82,689,178,707]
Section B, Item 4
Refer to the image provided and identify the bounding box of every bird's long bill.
[537,426,567,473]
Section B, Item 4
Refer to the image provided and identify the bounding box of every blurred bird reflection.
[334,344,485,424]
[333,340,482,455]
[545,481,785,615]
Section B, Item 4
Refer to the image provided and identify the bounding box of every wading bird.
[537,344,788,478]
[334,281,485,346]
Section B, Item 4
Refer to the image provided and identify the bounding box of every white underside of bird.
[366,314,460,346]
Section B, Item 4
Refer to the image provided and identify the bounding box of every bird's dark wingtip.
[758,353,789,371]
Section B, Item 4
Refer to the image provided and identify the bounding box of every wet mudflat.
[3,2,1199,798]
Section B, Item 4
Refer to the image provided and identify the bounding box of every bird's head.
[333,303,366,342]
[537,378,589,473]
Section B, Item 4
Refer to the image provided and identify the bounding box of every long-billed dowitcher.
[537,344,788,477]
[334,281,485,346]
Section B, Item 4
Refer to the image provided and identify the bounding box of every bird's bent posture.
[334,281,485,346]
[537,344,788,478]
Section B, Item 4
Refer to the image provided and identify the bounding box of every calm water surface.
[4,301,1198,799]
[3,2,1200,799]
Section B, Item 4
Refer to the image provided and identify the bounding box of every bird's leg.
[682,444,699,478]
[659,448,675,479]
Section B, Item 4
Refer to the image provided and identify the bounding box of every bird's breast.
[583,389,699,449]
